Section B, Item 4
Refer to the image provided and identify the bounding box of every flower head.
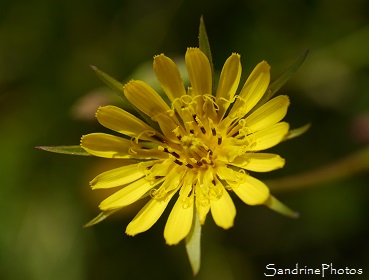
[81,47,291,245]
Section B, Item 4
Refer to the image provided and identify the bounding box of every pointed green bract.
[265,195,299,218]
[84,210,119,227]
[91,65,161,131]
[36,145,91,156]
[284,123,311,141]
[199,16,215,95]
[185,209,201,276]
[267,50,308,100]
[251,50,309,113]
[91,65,128,102]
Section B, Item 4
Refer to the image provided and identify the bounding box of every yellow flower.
[81,48,290,245]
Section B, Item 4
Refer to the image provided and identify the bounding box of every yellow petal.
[216,53,242,119]
[164,194,194,245]
[230,153,285,172]
[99,177,160,210]
[126,191,176,236]
[232,175,270,205]
[159,166,186,193]
[245,95,290,132]
[96,105,157,140]
[90,163,146,189]
[154,114,181,143]
[185,48,212,96]
[124,80,170,117]
[154,54,186,102]
[196,198,210,225]
[216,165,246,185]
[249,122,289,151]
[81,133,164,159]
[227,61,270,120]
[81,133,132,158]
[210,184,236,229]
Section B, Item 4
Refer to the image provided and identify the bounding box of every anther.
[163,147,169,153]
[174,159,183,166]
[192,114,198,124]
[212,179,216,185]
[196,161,203,166]
[151,135,164,142]
[171,151,180,159]
[231,131,239,138]
[186,163,194,169]
[200,126,206,134]
[190,129,194,134]
[212,128,216,136]
[218,137,222,145]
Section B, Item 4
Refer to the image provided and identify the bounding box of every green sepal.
[185,208,201,276]
[254,50,309,111]
[91,65,161,131]
[84,210,119,227]
[198,16,215,96]
[284,123,311,141]
[267,50,308,100]
[36,145,91,156]
[90,65,129,103]
[264,195,299,218]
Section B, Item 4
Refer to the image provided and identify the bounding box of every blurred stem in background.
[268,145,369,192]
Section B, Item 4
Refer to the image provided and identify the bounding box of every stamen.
[171,151,180,158]
[151,134,164,142]
[187,189,193,198]
[231,131,239,137]
[174,159,183,166]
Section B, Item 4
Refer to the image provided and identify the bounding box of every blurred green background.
[1,0,369,279]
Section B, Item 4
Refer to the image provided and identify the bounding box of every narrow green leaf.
[267,50,309,100]
[264,195,299,218]
[284,123,311,141]
[90,65,128,102]
[84,210,119,227]
[91,65,161,131]
[248,50,308,114]
[198,16,215,95]
[36,145,91,156]
[185,209,201,276]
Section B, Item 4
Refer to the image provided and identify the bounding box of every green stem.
[267,146,369,192]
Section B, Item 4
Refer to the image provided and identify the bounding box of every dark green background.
[1,0,369,279]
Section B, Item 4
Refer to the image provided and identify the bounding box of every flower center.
[161,114,224,170]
